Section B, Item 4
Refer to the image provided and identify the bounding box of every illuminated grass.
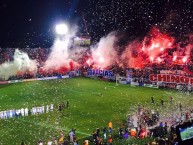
[0,77,193,145]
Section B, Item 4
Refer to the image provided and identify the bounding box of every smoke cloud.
[0,49,37,80]
[42,25,81,73]
[90,32,118,69]
[1,26,193,80]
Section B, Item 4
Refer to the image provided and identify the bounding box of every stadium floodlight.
[55,23,68,35]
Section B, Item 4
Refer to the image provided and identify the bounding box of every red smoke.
[119,26,193,70]
[30,27,193,75]
[3,26,193,80]
[142,27,175,59]
[120,27,175,69]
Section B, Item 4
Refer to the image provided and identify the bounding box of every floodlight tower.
[55,23,69,39]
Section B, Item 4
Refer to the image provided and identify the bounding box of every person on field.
[61,102,65,109]
[20,140,25,145]
[66,101,69,108]
[170,96,173,104]
[103,127,107,139]
[50,104,54,111]
[151,96,155,104]
[42,106,45,114]
[21,108,25,116]
[69,130,75,142]
[58,103,62,111]
[108,121,112,133]
[25,108,28,116]
[179,103,182,111]
[161,99,164,107]
[46,105,49,113]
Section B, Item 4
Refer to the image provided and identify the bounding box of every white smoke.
[0,49,37,80]
[43,38,71,71]
[91,32,118,69]
[43,26,78,71]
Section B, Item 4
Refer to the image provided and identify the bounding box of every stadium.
[1,27,193,145]
[1,1,193,145]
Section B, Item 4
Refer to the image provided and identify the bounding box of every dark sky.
[0,0,193,48]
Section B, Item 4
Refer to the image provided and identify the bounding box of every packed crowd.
[124,96,193,145]
[0,47,50,65]
[31,122,113,145]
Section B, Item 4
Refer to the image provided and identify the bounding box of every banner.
[62,75,69,79]
[0,81,8,84]
[150,74,193,85]
[87,69,113,77]
[37,77,58,81]
[8,80,23,84]
[23,79,37,82]
[144,84,159,89]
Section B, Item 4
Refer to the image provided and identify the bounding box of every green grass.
[0,77,193,145]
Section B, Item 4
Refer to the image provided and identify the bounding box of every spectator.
[69,130,75,142]
[92,131,98,144]
[38,140,44,145]
[123,130,129,139]
[20,140,25,145]
[73,140,78,145]
[108,135,112,145]
[83,140,89,145]
[119,128,124,139]
[96,128,100,137]
[159,122,163,127]
[164,122,168,134]
[47,139,52,145]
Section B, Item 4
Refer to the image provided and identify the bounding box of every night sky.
[0,0,193,48]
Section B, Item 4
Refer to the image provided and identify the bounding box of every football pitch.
[0,77,193,145]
